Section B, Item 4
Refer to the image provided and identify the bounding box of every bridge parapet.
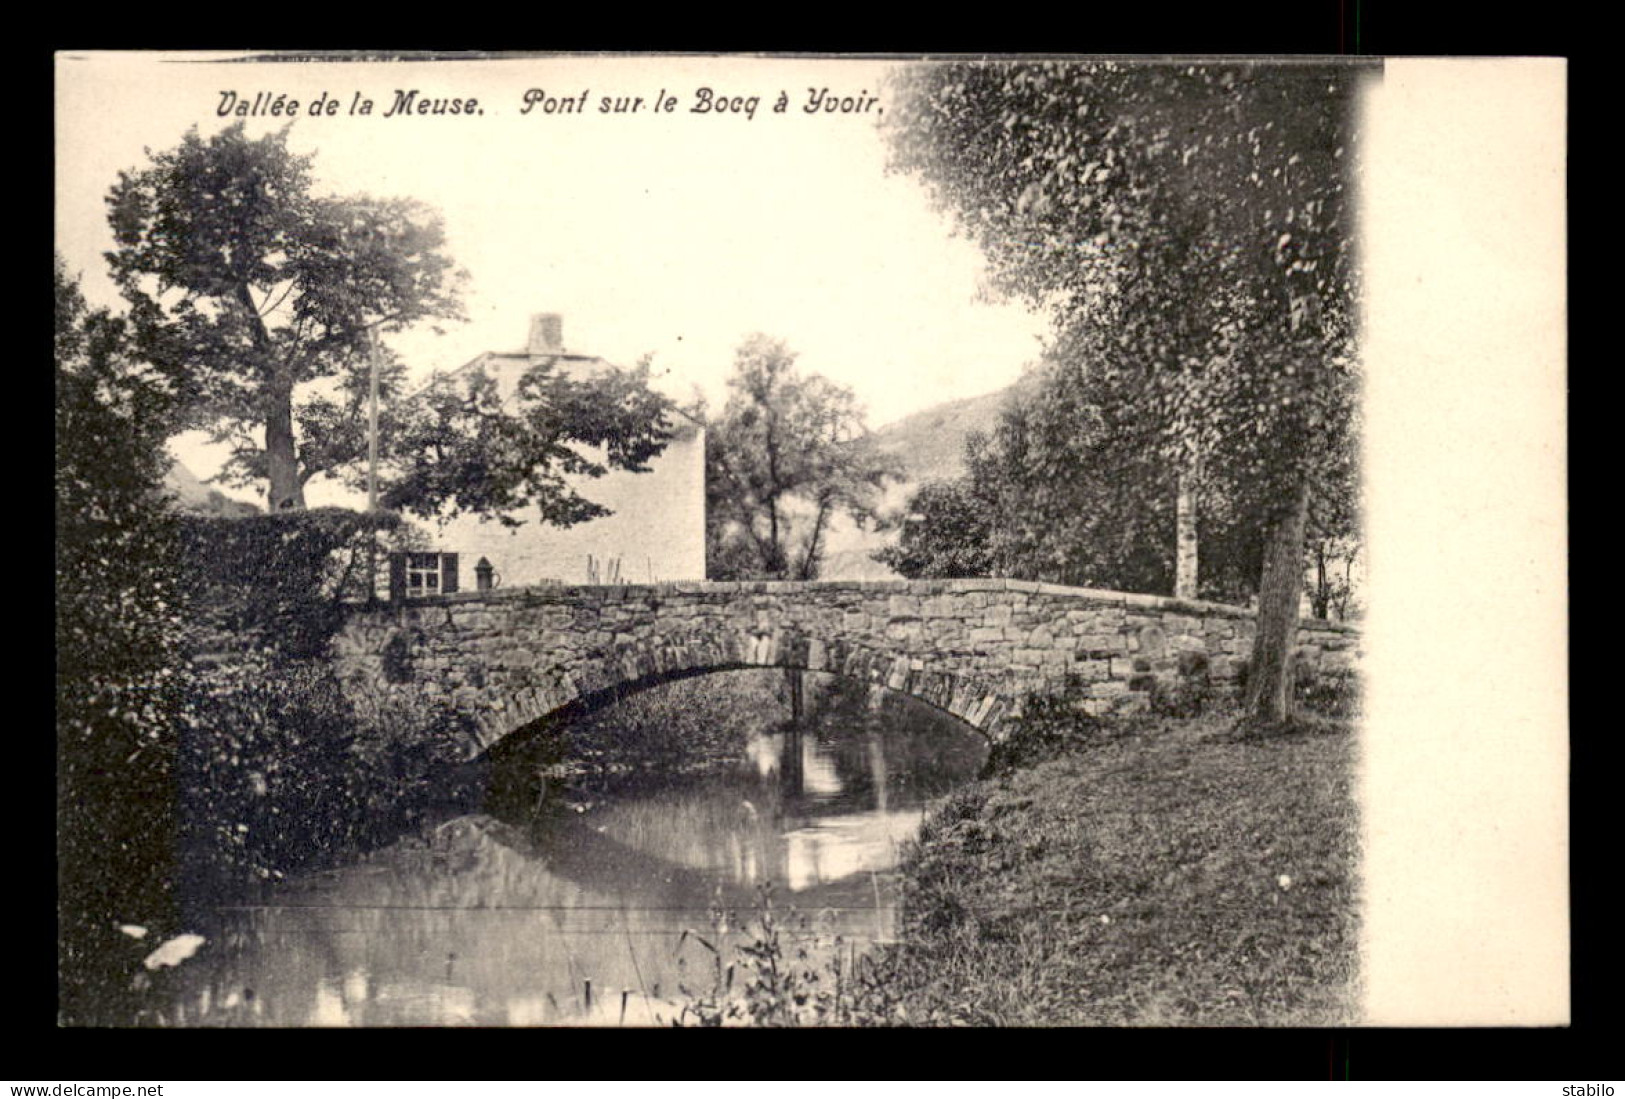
[331,578,1359,757]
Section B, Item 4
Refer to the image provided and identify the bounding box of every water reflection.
[157,675,987,1027]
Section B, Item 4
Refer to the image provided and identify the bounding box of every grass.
[863,706,1362,1025]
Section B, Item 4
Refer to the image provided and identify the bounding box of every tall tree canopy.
[381,354,677,529]
[878,343,1269,604]
[707,335,900,580]
[885,60,1364,720]
[106,123,678,528]
[107,122,466,511]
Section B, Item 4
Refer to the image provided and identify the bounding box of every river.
[143,673,989,1026]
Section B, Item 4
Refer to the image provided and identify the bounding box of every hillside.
[816,386,1011,580]
[162,460,261,518]
[870,386,1009,491]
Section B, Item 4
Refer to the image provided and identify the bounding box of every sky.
[55,52,1049,506]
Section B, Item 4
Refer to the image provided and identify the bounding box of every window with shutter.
[390,553,461,601]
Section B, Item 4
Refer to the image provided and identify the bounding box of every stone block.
[886,659,911,691]
[945,578,1005,593]
[1074,659,1113,682]
[1138,625,1167,659]
[886,619,924,644]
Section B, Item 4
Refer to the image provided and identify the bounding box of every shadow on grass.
[1217,709,1354,745]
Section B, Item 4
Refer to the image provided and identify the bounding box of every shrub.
[982,685,1103,778]
[1234,653,1362,718]
[178,653,477,905]
[1296,669,1362,718]
[1145,651,1212,717]
[179,509,400,659]
[56,258,190,1024]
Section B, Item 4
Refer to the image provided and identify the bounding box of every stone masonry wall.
[330,578,1361,756]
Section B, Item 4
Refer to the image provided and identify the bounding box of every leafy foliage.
[1304,399,1363,620]
[106,122,679,532]
[380,357,676,529]
[706,335,901,579]
[178,508,399,658]
[980,684,1112,779]
[56,256,190,1024]
[880,365,1268,602]
[884,60,1364,717]
[873,476,998,580]
[178,655,478,903]
[106,122,466,509]
[884,61,1362,483]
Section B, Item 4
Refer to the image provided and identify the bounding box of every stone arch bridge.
[331,578,1360,759]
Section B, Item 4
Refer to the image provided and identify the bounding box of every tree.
[878,348,1267,604]
[107,122,465,511]
[874,476,998,580]
[55,255,188,1021]
[378,353,677,529]
[885,60,1363,721]
[706,335,901,580]
[954,346,1190,596]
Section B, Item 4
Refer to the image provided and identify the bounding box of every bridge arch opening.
[477,665,992,820]
[477,658,996,764]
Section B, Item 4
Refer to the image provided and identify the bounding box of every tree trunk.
[1310,541,1331,620]
[798,498,833,580]
[1175,465,1199,600]
[1244,470,1312,723]
[264,376,304,511]
[235,283,304,511]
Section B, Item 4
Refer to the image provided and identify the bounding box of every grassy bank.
[864,707,1361,1026]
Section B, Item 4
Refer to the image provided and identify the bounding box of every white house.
[388,313,706,597]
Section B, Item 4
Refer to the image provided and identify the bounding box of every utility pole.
[368,325,381,512]
[366,323,382,603]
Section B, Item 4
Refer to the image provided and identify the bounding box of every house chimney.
[528,313,564,357]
